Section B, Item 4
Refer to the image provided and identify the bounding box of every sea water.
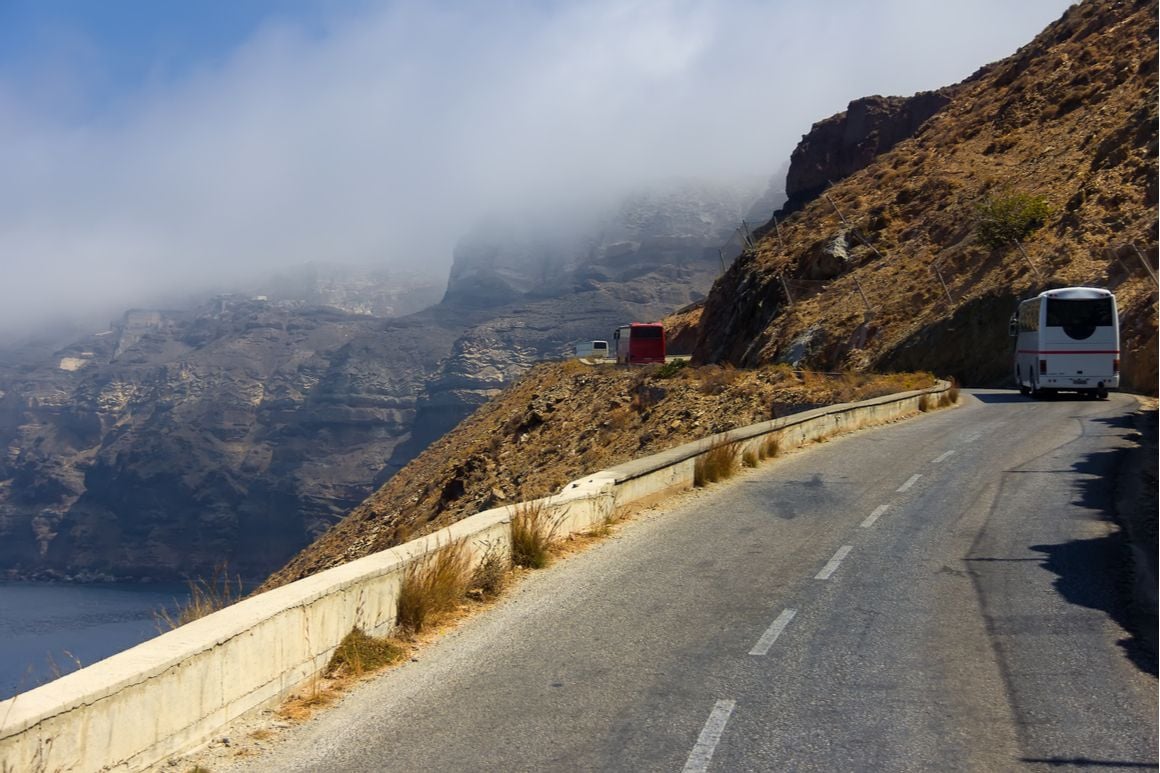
[0,581,190,700]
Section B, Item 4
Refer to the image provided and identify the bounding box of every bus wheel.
[1097,387,1109,400]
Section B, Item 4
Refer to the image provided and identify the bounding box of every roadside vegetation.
[155,563,244,630]
[265,363,944,590]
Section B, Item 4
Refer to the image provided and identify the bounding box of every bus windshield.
[1044,298,1114,340]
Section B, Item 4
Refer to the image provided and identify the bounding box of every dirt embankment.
[262,363,935,588]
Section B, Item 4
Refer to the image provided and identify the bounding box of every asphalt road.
[222,390,1157,772]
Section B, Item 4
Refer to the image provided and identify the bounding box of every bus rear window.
[1045,298,1113,340]
[633,326,663,339]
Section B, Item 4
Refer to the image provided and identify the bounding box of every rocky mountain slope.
[0,181,766,581]
[263,364,933,588]
[260,0,1156,590]
[695,0,1157,390]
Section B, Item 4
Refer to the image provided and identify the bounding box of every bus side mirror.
[1008,315,1018,337]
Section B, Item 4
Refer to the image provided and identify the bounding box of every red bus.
[614,323,666,365]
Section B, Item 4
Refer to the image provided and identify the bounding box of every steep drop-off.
[0,180,767,581]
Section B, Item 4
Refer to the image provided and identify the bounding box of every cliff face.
[781,91,952,214]
[0,299,467,581]
[0,180,766,581]
[695,0,1157,392]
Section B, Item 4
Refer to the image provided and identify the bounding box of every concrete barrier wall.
[0,381,949,772]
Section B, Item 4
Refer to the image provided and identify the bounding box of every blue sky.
[0,0,1074,333]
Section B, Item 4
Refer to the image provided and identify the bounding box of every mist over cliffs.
[0,177,776,582]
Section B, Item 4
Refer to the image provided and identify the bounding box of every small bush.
[326,627,403,678]
[510,500,562,569]
[759,434,781,460]
[698,365,739,395]
[396,539,471,633]
[155,563,243,630]
[694,438,740,486]
[742,448,759,468]
[469,540,509,599]
[975,191,1051,249]
[654,359,689,379]
[918,394,933,412]
[585,494,628,537]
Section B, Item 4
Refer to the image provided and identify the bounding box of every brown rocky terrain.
[695,0,1157,392]
[262,0,1156,590]
[263,364,933,587]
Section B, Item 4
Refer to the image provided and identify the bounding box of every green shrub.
[654,359,689,379]
[975,191,1052,249]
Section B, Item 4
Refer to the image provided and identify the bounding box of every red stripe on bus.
[1016,350,1120,355]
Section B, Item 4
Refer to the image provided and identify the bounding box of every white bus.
[574,340,610,359]
[1010,287,1119,399]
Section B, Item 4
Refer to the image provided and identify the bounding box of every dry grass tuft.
[586,495,629,537]
[469,540,509,600]
[759,433,781,460]
[155,563,244,630]
[742,448,759,468]
[695,438,740,486]
[918,394,934,412]
[510,500,563,569]
[396,539,471,633]
[941,379,961,407]
[326,627,404,678]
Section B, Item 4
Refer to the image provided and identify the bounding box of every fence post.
[1012,239,1042,279]
[931,260,955,305]
[779,275,794,307]
[1127,243,1159,287]
[824,194,885,260]
[852,276,873,316]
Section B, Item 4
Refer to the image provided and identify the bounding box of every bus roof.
[1031,287,1114,302]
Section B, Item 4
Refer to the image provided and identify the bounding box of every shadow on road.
[972,391,1117,405]
[1029,439,1157,676]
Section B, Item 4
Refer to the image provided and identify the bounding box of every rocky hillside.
[263,364,933,588]
[695,0,1157,391]
[259,0,1155,591]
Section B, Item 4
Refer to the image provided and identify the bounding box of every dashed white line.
[860,505,890,528]
[815,545,853,580]
[749,609,797,656]
[963,432,982,444]
[682,699,736,773]
[932,450,956,464]
[897,474,922,492]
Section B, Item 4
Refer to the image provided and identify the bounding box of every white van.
[1010,287,1119,398]
[574,340,610,359]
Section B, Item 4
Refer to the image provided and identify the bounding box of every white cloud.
[0,0,1072,333]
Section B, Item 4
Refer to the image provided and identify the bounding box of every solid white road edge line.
[860,505,890,529]
[815,545,854,580]
[682,699,737,773]
[897,474,922,492]
[932,450,956,463]
[749,609,798,656]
